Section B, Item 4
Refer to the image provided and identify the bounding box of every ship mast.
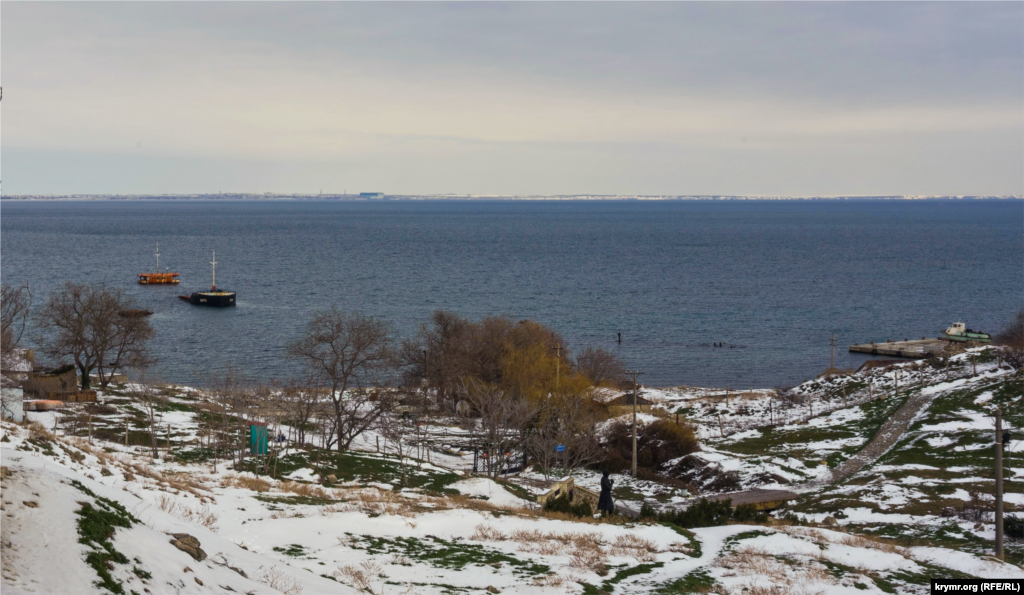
[211,251,217,291]
[155,243,160,273]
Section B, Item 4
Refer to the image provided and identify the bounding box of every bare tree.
[527,391,604,477]
[1,284,32,382]
[575,346,625,387]
[199,366,257,470]
[376,406,415,487]
[35,283,155,390]
[288,307,395,450]
[994,308,1024,369]
[461,379,536,479]
[125,372,167,459]
[280,377,322,446]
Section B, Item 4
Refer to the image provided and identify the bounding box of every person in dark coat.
[597,469,615,515]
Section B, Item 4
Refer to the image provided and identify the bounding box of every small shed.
[23,365,79,399]
[250,422,269,455]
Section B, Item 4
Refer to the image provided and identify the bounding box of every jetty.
[849,338,947,358]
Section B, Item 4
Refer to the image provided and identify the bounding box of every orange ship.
[138,243,180,285]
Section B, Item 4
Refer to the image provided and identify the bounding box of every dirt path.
[806,386,942,489]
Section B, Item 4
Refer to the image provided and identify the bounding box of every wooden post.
[995,407,1004,560]
[972,354,977,376]
[376,436,380,453]
[894,369,899,399]
[166,425,171,457]
[88,414,93,444]
[769,399,773,426]
[843,384,847,409]
[946,357,950,381]
[717,413,724,438]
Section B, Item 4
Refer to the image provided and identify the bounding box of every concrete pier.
[849,338,947,358]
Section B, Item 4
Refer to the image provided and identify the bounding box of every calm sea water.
[1,199,1021,388]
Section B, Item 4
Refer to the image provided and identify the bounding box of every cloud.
[3,2,1022,195]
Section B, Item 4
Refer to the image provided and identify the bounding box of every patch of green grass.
[253,449,461,494]
[721,530,772,552]
[658,523,702,558]
[343,533,549,577]
[256,494,337,506]
[70,480,141,595]
[600,562,664,592]
[272,544,308,558]
[654,568,716,594]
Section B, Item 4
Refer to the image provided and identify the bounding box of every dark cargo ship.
[179,251,236,307]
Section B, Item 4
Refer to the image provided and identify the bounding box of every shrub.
[649,498,758,529]
[602,419,699,472]
[543,492,593,518]
[1006,515,1024,540]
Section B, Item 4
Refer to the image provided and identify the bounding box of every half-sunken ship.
[138,243,180,284]
[179,251,236,307]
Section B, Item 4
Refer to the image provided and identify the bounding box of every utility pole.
[995,407,1004,560]
[829,334,836,369]
[627,370,643,478]
[551,344,563,392]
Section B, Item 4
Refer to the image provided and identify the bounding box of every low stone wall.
[537,476,600,509]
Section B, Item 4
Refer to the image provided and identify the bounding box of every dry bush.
[716,545,834,591]
[222,474,271,493]
[256,565,304,595]
[155,494,218,529]
[278,480,330,500]
[470,524,508,542]
[336,560,383,594]
[568,547,608,575]
[531,573,567,588]
[611,533,660,562]
[26,422,54,442]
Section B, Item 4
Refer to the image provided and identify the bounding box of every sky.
[3,2,1022,196]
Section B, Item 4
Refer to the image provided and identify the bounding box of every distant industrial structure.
[359,192,386,199]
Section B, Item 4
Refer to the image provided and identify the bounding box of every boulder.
[822,516,837,527]
[169,533,207,561]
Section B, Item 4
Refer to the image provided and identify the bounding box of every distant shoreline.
[2,194,1021,201]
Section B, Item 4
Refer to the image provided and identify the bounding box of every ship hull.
[178,291,236,307]
[139,273,180,284]
[941,332,991,343]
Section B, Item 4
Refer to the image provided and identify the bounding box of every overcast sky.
[3,2,1022,196]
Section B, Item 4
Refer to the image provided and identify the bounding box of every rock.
[486,587,499,594]
[326,474,338,483]
[194,577,204,586]
[183,567,192,573]
[822,516,837,527]
[0,466,10,479]
[169,533,207,561]
[940,507,958,518]
[23,501,38,508]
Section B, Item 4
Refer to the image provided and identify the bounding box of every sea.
[1,199,1021,389]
